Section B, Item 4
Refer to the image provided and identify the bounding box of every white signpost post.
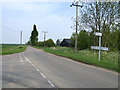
[91,32,109,61]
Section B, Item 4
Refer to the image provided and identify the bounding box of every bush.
[71,30,90,50]
[45,39,56,47]
[18,45,24,48]
[37,39,56,47]
[38,41,44,47]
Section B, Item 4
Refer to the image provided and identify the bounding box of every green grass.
[32,46,45,49]
[41,47,119,72]
[0,44,28,55]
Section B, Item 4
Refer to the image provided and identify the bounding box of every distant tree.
[56,39,60,46]
[38,41,44,47]
[26,41,31,45]
[70,33,75,47]
[37,39,55,47]
[45,39,56,47]
[30,24,38,46]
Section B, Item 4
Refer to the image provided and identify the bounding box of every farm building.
[56,39,61,46]
[60,39,71,47]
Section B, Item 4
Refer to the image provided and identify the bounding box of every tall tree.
[78,2,119,51]
[70,30,90,50]
[77,30,90,50]
[30,24,38,46]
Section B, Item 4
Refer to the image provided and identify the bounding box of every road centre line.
[22,53,55,88]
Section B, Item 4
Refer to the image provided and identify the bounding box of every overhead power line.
[0,24,20,33]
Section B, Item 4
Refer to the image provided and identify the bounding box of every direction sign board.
[91,46,109,51]
[94,32,102,37]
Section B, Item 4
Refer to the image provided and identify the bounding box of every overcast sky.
[1,1,77,44]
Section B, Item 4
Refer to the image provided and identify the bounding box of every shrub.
[45,39,56,47]
[37,39,56,47]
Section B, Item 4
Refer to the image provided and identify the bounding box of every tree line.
[27,2,119,51]
[71,1,119,51]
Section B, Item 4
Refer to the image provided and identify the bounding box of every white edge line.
[19,53,24,62]
[23,53,55,88]
[48,80,55,87]
[40,72,46,79]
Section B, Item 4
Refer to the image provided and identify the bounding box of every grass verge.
[0,44,28,55]
[42,47,119,72]
[32,46,45,49]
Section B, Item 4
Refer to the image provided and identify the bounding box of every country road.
[2,46,118,88]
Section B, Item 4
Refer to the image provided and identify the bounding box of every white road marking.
[32,64,39,72]
[22,53,55,88]
[19,53,24,62]
[40,72,46,79]
[48,80,55,87]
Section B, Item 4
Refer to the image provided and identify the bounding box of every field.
[42,47,119,72]
[0,44,28,55]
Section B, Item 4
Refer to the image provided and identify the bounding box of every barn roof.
[63,39,71,44]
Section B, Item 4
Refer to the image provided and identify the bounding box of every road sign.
[94,32,102,37]
[92,32,103,61]
[91,46,109,51]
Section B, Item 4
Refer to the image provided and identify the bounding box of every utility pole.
[70,0,83,53]
[75,1,78,53]
[43,31,48,47]
[20,31,22,45]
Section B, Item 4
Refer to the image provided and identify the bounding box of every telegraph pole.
[20,31,22,45]
[43,31,48,47]
[75,1,78,53]
[70,0,83,53]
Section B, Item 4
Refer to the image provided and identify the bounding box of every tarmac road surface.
[2,46,118,88]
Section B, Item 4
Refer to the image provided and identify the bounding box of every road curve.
[2,50,55,88]
[23,46,118,88]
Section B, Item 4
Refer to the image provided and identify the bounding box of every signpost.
[91,46,109,51]
[91,32,109,61]
[94,32,102,37]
